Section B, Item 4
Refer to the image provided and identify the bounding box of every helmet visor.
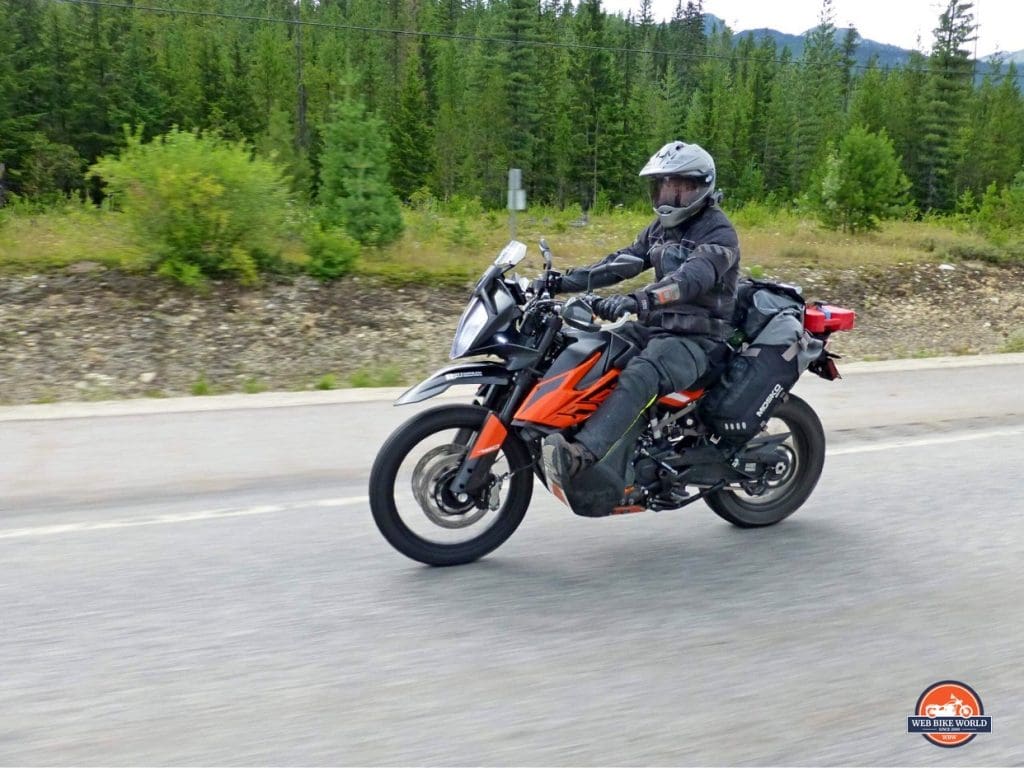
[649,175,704,209]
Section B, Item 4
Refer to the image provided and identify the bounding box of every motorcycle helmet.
[639,141,716,228]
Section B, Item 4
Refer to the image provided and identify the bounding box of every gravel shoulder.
[1,260,1022,406]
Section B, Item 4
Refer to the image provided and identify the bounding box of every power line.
[51,0,940,75]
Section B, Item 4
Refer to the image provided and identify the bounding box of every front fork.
[448,314,561,498]
[447,374,534,497]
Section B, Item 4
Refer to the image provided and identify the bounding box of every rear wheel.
[369,404,533,566]
[705,394,825,528]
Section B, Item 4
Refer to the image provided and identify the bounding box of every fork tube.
[450,314,562,497]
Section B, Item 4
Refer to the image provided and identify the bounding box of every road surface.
[1,355,1022,765]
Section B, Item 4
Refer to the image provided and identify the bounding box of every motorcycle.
[369,240,855,566]
[926,696,974,718]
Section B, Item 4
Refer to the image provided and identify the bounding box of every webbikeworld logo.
[907,680,992,748]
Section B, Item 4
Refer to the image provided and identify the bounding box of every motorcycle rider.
[545,141,741,481]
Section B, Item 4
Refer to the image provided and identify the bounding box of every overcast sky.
[600,0,1024,58]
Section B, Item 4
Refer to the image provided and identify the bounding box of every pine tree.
[886,49,929,208]
[256,107,313,200]
[567,0,619,210]
[502,0,542,185]
[0,0,59,198]
[531,0,575,206]
[848,61,889,133]
[839,26,859,111]
[220,36,262,140]
[813,125,910,231]
[458,14,513,206]
[389,41,435,200]
[792,0,844,193]
[626,28,661,202]
[318,89,404,246]
[955,60,1024,197]
[430,37,471,200]
[916,0,976,211]
[761,51,799,200]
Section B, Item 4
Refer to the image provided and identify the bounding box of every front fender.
[395,362,512,405]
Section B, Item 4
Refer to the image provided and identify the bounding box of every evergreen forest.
[2,0,1024,282]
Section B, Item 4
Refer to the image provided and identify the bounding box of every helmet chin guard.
[640,141,716,227]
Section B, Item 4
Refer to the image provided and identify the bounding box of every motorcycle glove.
[593,294,639,321]
[547,272,564,294]
[532,271,564,296]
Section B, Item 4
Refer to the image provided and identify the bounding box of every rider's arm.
[558,223,654,292]
[632,219,739,315]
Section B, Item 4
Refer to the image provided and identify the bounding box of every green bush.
[730,200,777,228]
[90,127,293,285]
[305,227,360,280]
[315,373,338,390]
[446,217,480,248]
[974,173,1024,243]
[945,242,1007,265]
[440,194,484,218]
[15,134,85,203]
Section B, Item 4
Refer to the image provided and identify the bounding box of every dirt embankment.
[1,260,1022,405]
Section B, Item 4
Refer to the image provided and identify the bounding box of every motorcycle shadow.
[386,517,909,621]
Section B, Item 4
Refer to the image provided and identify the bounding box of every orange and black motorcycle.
[369,240,855,566]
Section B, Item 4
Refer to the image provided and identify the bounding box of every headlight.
[450,299,488,359]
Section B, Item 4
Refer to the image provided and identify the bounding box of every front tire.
[370,404,533,566]
[705,394,825,528]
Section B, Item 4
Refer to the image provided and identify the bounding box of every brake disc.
[411,444,489,529]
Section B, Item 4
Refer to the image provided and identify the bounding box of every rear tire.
[370,404,533,566]
[705,394,825,528]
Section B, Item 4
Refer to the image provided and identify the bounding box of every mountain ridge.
[701,13,1024,75]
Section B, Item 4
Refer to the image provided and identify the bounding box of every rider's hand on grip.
[531,270,562,296]
[547,271,564,294]
[593,294,638,321]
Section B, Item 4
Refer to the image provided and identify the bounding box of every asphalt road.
[2,356,1024,765]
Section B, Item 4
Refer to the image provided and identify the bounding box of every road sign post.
[508,168,526,240]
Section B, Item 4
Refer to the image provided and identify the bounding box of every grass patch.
[376,203,652,283]
[1001,331,1024,353]
[776,244,822,264]
[190,374,212,396]
[242,378,268,394]
[0,204,145,273]
[346,365,404,388]
[1,200,1019,284]
[737,216,1000,272]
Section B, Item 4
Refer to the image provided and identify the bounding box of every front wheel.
[369,404,533,566]
[705,394,825,528]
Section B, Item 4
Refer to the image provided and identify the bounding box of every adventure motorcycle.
[369,240,855,566]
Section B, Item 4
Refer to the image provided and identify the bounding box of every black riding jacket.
[561,202,741,339]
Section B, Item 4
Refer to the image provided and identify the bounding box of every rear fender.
[396,363,512,405]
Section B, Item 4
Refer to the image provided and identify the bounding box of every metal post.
[507,168,526,240]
